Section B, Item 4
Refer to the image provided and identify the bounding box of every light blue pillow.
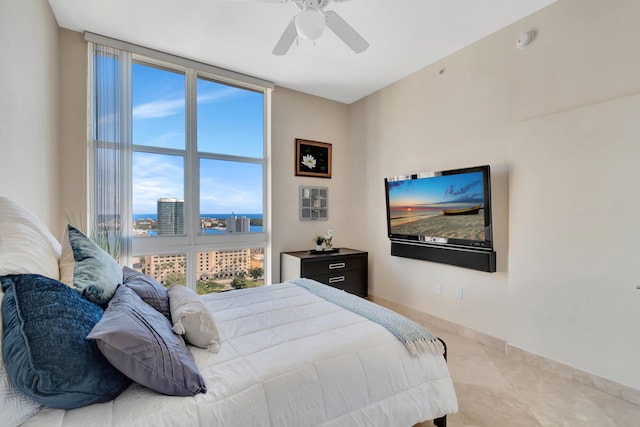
[1,274,130,409]
[62,224,122,307]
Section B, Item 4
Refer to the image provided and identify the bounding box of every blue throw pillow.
[1,274,130,409]
[87,285,207,397]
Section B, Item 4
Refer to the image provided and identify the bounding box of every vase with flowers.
[323,228,334,249]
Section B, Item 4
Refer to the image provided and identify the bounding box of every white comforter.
[23,282,457,427]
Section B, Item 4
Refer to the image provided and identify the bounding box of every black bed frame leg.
[433,337,448,427]
[433,415,447,427]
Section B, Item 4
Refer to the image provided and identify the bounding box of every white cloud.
[132,154,184,213]
[131,86,242,121]
[144,131,184,148]
[197,86,242,104]
[199,175,262,214]
[133,98,184,120]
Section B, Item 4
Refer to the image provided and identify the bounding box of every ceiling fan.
[271,0,369,55]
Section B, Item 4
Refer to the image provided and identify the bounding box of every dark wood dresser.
[280,248,368,298]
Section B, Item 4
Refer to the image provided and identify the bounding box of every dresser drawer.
[301,254,366,276]
[307,269,367,298]
[280,248,368,298]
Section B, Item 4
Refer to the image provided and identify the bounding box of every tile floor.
[414,323,640,427]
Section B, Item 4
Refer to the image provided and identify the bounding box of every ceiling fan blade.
[272,19,298,55]
[318,0,352,6]
[324,10,369,53]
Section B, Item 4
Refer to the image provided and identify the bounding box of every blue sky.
[131,63,264,214]
[388,171,483,208]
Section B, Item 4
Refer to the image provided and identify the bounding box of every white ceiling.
[48,0,557,104]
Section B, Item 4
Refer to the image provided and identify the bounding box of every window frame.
[89,43,272,290]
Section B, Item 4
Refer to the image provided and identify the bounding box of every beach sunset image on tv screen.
[387,171,485,241]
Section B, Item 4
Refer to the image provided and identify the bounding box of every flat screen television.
[384,165,494,252]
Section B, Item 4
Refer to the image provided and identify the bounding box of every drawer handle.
[329,276,346,283]
[329,262,346,270]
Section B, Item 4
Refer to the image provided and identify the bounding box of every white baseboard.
[369,294,640,407]
[506,344,640,406]
[368,295,507,352]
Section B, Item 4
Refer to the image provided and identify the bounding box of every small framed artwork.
[299,186,328,221]
[295,139,332,178]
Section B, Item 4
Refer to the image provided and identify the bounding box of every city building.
[135,248,252,285]
[225,214,250,233]
[197,248,251,280]
[157,198,184,235]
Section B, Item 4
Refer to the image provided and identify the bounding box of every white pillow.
[0,196,61,281]
[58,225,75,286]
[0,287,43,427]
[169,285,220,352]
[0,223,60,281]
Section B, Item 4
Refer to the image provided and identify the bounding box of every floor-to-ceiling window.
[89,35,271,294]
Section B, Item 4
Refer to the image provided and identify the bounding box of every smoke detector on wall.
[516,30,536,49]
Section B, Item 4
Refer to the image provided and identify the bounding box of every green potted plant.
[314,235,325,251]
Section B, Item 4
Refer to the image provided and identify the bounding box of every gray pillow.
[122,267,170,320]
[87,285,207,397]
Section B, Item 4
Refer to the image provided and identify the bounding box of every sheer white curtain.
[90,42,132,265]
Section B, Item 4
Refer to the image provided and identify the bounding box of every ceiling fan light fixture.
[295,7,326,40]
[272,0,369,56]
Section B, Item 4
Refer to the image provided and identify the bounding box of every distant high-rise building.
[226,214,250,233]
[157,198,184,235]
[197,248,251,280]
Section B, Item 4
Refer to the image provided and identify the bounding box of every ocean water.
[133,213,263,221]
[134,213,263,234]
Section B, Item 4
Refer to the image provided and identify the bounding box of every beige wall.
[349,0,640,390]
[58,29,88,239]
[0,0,60,229]
[508,94,640,391]
[271,88,351,282]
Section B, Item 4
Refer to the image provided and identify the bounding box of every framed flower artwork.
[295,139,332,178]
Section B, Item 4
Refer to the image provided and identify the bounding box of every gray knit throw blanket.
[290,278,444,356]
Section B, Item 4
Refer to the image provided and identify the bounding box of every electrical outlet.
[435,283,442,295]
[455,287,463,300]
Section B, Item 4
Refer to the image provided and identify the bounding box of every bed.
[0,197,457,426]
